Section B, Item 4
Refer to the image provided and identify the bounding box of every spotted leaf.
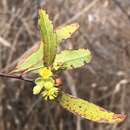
[56,23,79,44]
[53,49,92,70]
[59,92,126,123]
[10,9,79,73]
[38,9,57,66]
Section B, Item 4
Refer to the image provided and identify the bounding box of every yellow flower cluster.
[42,87,58,100]
[39,67,53,79]
[33,67,58,100]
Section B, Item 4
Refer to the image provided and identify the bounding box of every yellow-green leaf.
[59,92,126,123]
[38,9,57,66]
[53,49,92,70]
[10,23,79,74]
[10,9,80,74]
[56,23,79,44]
[10,42,44,74]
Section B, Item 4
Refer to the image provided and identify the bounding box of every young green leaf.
[38,9,79,66]
[53,49,92,70]
[56,23,79,44]
[10,42,44,74]
[59,92,126,123]
[38,9,57,66]
[10,9,79,74]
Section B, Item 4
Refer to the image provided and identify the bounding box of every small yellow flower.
[42,87,59,100]
[33,85,43,95]
[44,81,54,90]
[39,67,53,79]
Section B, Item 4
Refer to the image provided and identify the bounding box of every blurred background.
[0,0,130,130]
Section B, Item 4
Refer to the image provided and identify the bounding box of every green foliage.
[11,42,44,73]
[56,23,79,44]
[9,9,126,124]
[53,49,92,70]
[39,9,57,66]
[11,14,79,74]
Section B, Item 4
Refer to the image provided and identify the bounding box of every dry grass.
[0,0,130,130]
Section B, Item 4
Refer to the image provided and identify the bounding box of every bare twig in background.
[6,27,24,65]
[63,0,101,25]
[21,96,42,129]
[114,0,130,22]
[2,0,8,13]
[0,37,11,47]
